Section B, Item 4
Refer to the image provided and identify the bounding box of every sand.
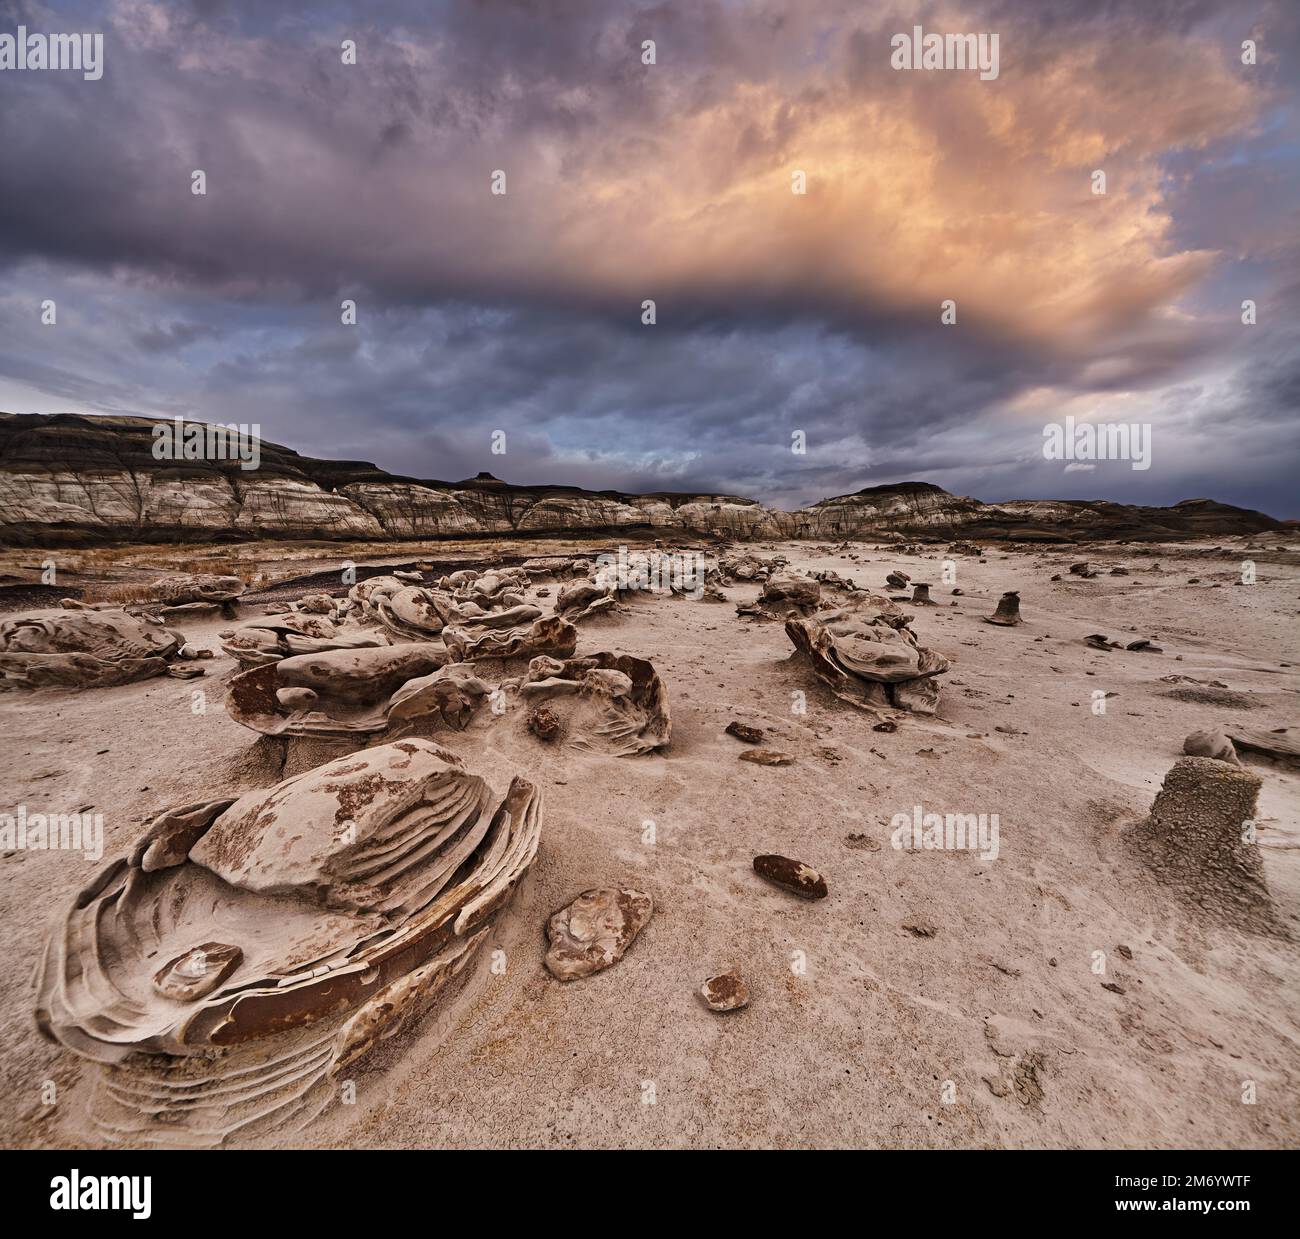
[2,536,1297,1148]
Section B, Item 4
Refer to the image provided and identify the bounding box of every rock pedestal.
[985,591,1023,626]
[1129,757,1277,930]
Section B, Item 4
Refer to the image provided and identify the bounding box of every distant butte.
[0,411,1283,547]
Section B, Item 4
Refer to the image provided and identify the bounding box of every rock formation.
[227,644,450,737]
[1127,756,1277,931]
[519,652,671,756]
[1,414,1282,546]
[386,663,495,731]
[785,599,950,714]
[141,573,244,605]
[760,575,821,612]
[34,739,542,1146]
[221,618,384,668]
[0,610,190,688]
[442,615,577,662]
[986,591,1023,626]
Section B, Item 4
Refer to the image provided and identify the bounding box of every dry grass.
[77,581,173,604]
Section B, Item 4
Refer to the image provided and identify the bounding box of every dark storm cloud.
[0,0,1296,514]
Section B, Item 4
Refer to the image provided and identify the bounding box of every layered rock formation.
[0,413,778,546]
[0,413,1283,546]
[34,739,542,1146]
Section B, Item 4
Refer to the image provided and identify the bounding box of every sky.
[0,0,1297,515]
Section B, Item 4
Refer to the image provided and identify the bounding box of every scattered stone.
[885,571,910,590]
[1115,945,1134,961]
[740,749,794,766]
[527,705,562,741]
[1161,686,1257,709]
[902,921,938,938]
[699,968,750,1012]
[1126,639,1163,653]
[1084,634,1121,650]
[725,720,764,744]
[872,719,898,733]
[753,854,828,900]
[1101,982,1127,995]
[544,888,653,981]
[843,833,880,851]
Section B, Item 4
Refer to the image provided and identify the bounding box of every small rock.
[753,854,827,900]
[527,705,562,742]
[725,720,764,744]
[1183,728,1239,765]
[699,968,750,1012]
[903,921,939,938]
[544,887,653,981]
[740,749,794,766]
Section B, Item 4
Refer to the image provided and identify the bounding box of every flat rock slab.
[753,854,828,900]
[739,749,794,766]
[545,887,653,981]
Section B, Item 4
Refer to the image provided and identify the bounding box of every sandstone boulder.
[34,739,541,1145]
[0,610,187,688]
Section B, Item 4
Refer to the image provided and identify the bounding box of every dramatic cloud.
[1,0,1296,513]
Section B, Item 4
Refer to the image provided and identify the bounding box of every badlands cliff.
[0,412,1283,547]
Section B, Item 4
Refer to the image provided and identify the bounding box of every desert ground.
[2,534,1297,1149]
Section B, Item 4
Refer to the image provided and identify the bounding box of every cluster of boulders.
[222,563,671,754]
